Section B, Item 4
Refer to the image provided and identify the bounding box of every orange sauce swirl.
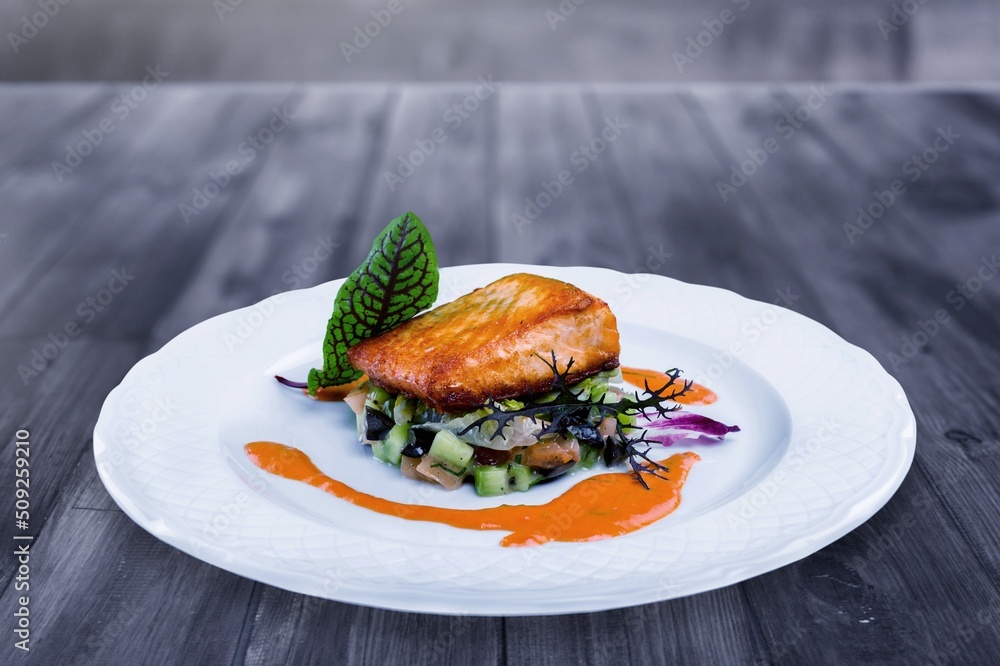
[309,375,369,401]
[245,442,699,547]
[620,366,717,405]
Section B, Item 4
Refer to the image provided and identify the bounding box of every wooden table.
[1,83,998,665]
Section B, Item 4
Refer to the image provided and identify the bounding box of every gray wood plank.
[241,590,502,666]
[0,87,302,531]
[588,87,832,321]
[0,86,307,665]
[682,85,1000,665]
[0,84,112,165]
[0,87,122,313]
[773,88,1000,266]
[148,85,391,348]
[0,338,143,557]
[350,84,498,269]
[0,86,299,339]
[2,83,998,666]
[7,1,992,82]
[507,589,767,665]
[0,444,255,666]
[495,87,646,270]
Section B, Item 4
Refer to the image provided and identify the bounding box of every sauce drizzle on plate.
[245,442,699,547]
[621,366,717,405]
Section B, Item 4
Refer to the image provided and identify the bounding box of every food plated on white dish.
[94,213,915,614]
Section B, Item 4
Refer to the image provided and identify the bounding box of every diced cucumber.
[428,430,474,474]
[374,424,409,466]
[393,396,416,424]
[588,381,608,402]
[617,411,638,430]
[507,462,542,492]
[368,385,393,411]
[571,373,610,402]
[474,465,509,496]
[372,424,408,466]
[536,390,559,404]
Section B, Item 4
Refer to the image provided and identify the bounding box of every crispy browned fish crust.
[346,273,620,412]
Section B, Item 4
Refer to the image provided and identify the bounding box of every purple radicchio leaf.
[641,412,741,446]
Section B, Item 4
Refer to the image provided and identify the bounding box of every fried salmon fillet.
[346,273,620,412]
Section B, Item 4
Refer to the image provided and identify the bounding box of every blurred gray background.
[1,0,997,81]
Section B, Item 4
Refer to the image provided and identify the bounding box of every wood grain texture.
[684,85,1000,664]
[147,86,391,348]
[495,87,644,269]
[354,85,497,268]
[0,83,997,665]
[3,1,996,82]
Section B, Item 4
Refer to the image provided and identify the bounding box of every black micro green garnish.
[459,351,693,489]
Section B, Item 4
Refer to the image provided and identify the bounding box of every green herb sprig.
[306,212,439,394]
[459,352,693,488]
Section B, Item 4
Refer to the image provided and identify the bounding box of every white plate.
[94,264,915,615]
